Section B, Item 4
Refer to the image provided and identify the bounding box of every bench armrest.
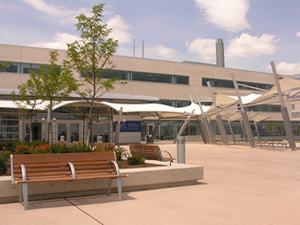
[110,160,121,176]
[68,162,76,178]
[160,150,175,162]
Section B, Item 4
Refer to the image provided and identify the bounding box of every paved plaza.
[1,142,300,225]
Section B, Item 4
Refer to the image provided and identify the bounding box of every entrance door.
[57,123,67,142]
[23,122,43,142]
[70,123,80,143]
[32,123,41,141]
[92,121,110,143]
[57,122,80,144]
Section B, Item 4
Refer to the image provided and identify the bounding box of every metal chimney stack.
[216,39,225,67]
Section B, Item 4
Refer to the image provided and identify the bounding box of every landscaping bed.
[0,140,165,176]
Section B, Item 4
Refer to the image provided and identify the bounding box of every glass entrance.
[57,122,80,144]
[23,122,44,142]
[92,121,110,143]
[147,124,160,140]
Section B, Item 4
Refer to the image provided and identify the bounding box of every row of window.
[0,62,42,74]
[1,61,190,85]
[0,62,60,75]
[82,69,189,85]
[245,105,281,112]
[202,78,273,90]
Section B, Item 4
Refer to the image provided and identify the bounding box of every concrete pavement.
[1,143,300,225]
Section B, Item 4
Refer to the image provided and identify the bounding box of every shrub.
[0,140,21,152]
[50,143,92,153]
[0,151,11,175]
[127,155,145,165]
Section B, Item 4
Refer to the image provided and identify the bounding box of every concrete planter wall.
[0,161,203,204]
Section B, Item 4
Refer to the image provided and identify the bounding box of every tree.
[267,122,279,138]
[11,70,43,142]
[12,50,79,143]
[40,50,80,144]
[0,62,12,72]
[66,3,127,145]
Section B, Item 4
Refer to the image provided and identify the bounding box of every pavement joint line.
[64,198,103,225]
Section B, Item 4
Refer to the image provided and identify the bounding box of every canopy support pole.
[228,119,236,144]
[240,119,247,142]
[114,107,123,145]
[194,89,211,143]
[232,73,255,148]
[173,109,195,144]
[207,82,228,145]
[149,118,161,143]
[196,118,209,143]
[271,61,296,150]
[253,121,261,143]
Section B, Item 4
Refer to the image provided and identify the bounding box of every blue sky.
[0,0,300,75]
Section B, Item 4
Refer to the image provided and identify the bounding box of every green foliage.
[0,62,12,72]
[267,122,280,136]
[40,50,80,110]
[127,155,145,165]
[65,3,127,144]
[93,145,113,152]
[0,151,11,175]
[0,140,21,151]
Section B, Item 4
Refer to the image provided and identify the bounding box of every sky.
[0,0,300,75]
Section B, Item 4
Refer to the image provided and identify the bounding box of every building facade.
[0,44,299,143]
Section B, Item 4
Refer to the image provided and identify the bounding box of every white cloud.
[226,33,279,58]
[30,32,80,50]
[107,15,132,44]
[188,38,215,62]
[20,0,90,24]
[272,62,300,75]
[145,45,178,60]
[194,0,251,33]
[296,32,300,37]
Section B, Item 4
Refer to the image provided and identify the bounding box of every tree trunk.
[86,106,93,146]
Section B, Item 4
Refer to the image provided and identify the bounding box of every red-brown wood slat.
[12,152,115,165]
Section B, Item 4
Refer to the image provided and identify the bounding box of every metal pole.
[253,121,261,143]
[177,136,186,164]
[231,73,255,148]
[207,82,229,145]
[240,119,247,142]
[149,118,161,143]
[142,40,144,58]
[228,119,236,143]
[194,89,212,143]
[270,61,296,150]
[173,109,194,144]
[196,118,208,143]
[114,107,123,145]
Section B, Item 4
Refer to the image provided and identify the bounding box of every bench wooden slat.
[72,161,113,166]
[76,169,116,174]
[13,162,68,169]
[14,167,71,174]
[12,152,115,164]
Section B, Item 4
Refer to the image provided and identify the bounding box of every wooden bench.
[267,142,288,150]
[212,139,223,144]
[129,144,175,165]
[10,152,128,210]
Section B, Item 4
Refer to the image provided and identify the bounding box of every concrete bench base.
[0,161,203,204]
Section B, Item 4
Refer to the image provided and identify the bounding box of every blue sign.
[113,121,141,132]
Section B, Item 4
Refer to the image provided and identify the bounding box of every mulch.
[117,160,163,168]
